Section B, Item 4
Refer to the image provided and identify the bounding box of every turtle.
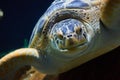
[0,0,120,80]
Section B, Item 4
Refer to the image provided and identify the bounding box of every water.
[0,0,53,57]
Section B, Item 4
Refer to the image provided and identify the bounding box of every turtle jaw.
[59,32,87,50]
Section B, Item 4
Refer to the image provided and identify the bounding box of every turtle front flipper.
[0,48,47,80]
[101,0,120,30]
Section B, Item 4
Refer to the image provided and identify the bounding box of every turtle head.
[51,19,87,50]
[50,19,93,52]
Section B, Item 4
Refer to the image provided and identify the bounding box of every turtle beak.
[63,33,87,49]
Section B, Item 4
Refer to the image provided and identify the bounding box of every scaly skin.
[0,0,120,80]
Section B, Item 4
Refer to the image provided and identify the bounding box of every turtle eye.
[56,31,63,40]
[74,24,82,34]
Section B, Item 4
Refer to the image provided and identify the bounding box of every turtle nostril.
[74,26,82,34]
[67,34,72,38]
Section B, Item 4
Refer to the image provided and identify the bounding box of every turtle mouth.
[61,34,88,51]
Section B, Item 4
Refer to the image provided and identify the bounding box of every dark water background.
[0,0,53,57]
